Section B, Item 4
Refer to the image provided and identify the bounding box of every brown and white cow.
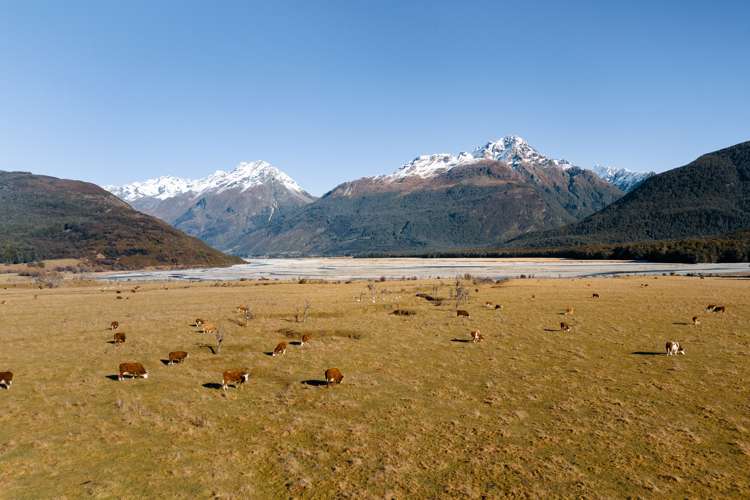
[194,318,205,327]
[470,330,484,343]
[665,341,685,356]
[560,322,572,332]
[113,332,126,345]
[273,342,287,357]
[222,369,250,391]
[0,371,13,389]
[118,362,148,381]
[236,305,249,314]
[168,351,189,365]
[110,321,120,331]
[565,307,575,316]
[325,368,344,385]
[692,316,700,326]
[300,334,311,346]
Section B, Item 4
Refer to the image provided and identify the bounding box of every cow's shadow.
[631,351,665,356]
[105,375,120,381]
[202,382,223,390]
[450,338,472,343]
[301,379,328,387]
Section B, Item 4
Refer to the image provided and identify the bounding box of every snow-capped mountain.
[386,135,575,180]
[106,160,306,202]
[105,161,315,253]
[236,135,624,256]
[592,164,655,193]
[383,135,651,194]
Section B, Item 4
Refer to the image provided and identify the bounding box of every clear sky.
[1,1,748,195]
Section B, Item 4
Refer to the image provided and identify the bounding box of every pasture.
[0,276,748,498]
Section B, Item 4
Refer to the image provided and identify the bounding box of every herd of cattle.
[0,289,730,392]
[100,313,344,392]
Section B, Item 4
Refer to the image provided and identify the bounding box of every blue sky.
[1,1,748,195]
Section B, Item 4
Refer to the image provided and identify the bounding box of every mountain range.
[107,136,651,256]
[5,137,747,266]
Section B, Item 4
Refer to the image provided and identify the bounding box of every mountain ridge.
[0,170,241,268]
[495,140,750,262]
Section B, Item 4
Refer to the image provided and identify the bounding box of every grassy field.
[0,276,748,498]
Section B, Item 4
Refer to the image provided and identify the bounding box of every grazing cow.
[712,305,726,313]
[456,310,470,318]
[110,321,119,331]
[113,332,126,345]
[301,334,311,346]
[118,362,148,381]
[325,368,344,385]
[194,318,205,327]
[560,322,572,332]
[273,342,287,356]
[0,371,13,389]
[168,351,189,365]
[692,316,700,326]
[705,304,717,312]
[484,302,494,309]
[592,293,600,299]
[665,341,685,356]
[470,330,484,343]
[565,307,575,316]
[236,305,249,314]
[201,322,218,335]
[222,369,250,391]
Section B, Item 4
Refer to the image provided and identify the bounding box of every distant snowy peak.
[386,135,575,181]
[107,161,306,202]
[388,152,475,180]
[592,164,655,192]
[473,135,576,170]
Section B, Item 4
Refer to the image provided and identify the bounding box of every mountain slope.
[510,140,750,250]
[235,136,623,256]
[106,161,316,252]
[0,171,242,268]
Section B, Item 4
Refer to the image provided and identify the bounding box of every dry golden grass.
[0,276,749,498]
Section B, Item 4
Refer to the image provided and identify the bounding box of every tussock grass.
[0,277,748,497]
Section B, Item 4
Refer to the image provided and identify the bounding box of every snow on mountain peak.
[591,164,654,192]
[386,135,574,180]
[389,152,476,180]
[107,161,305,202]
